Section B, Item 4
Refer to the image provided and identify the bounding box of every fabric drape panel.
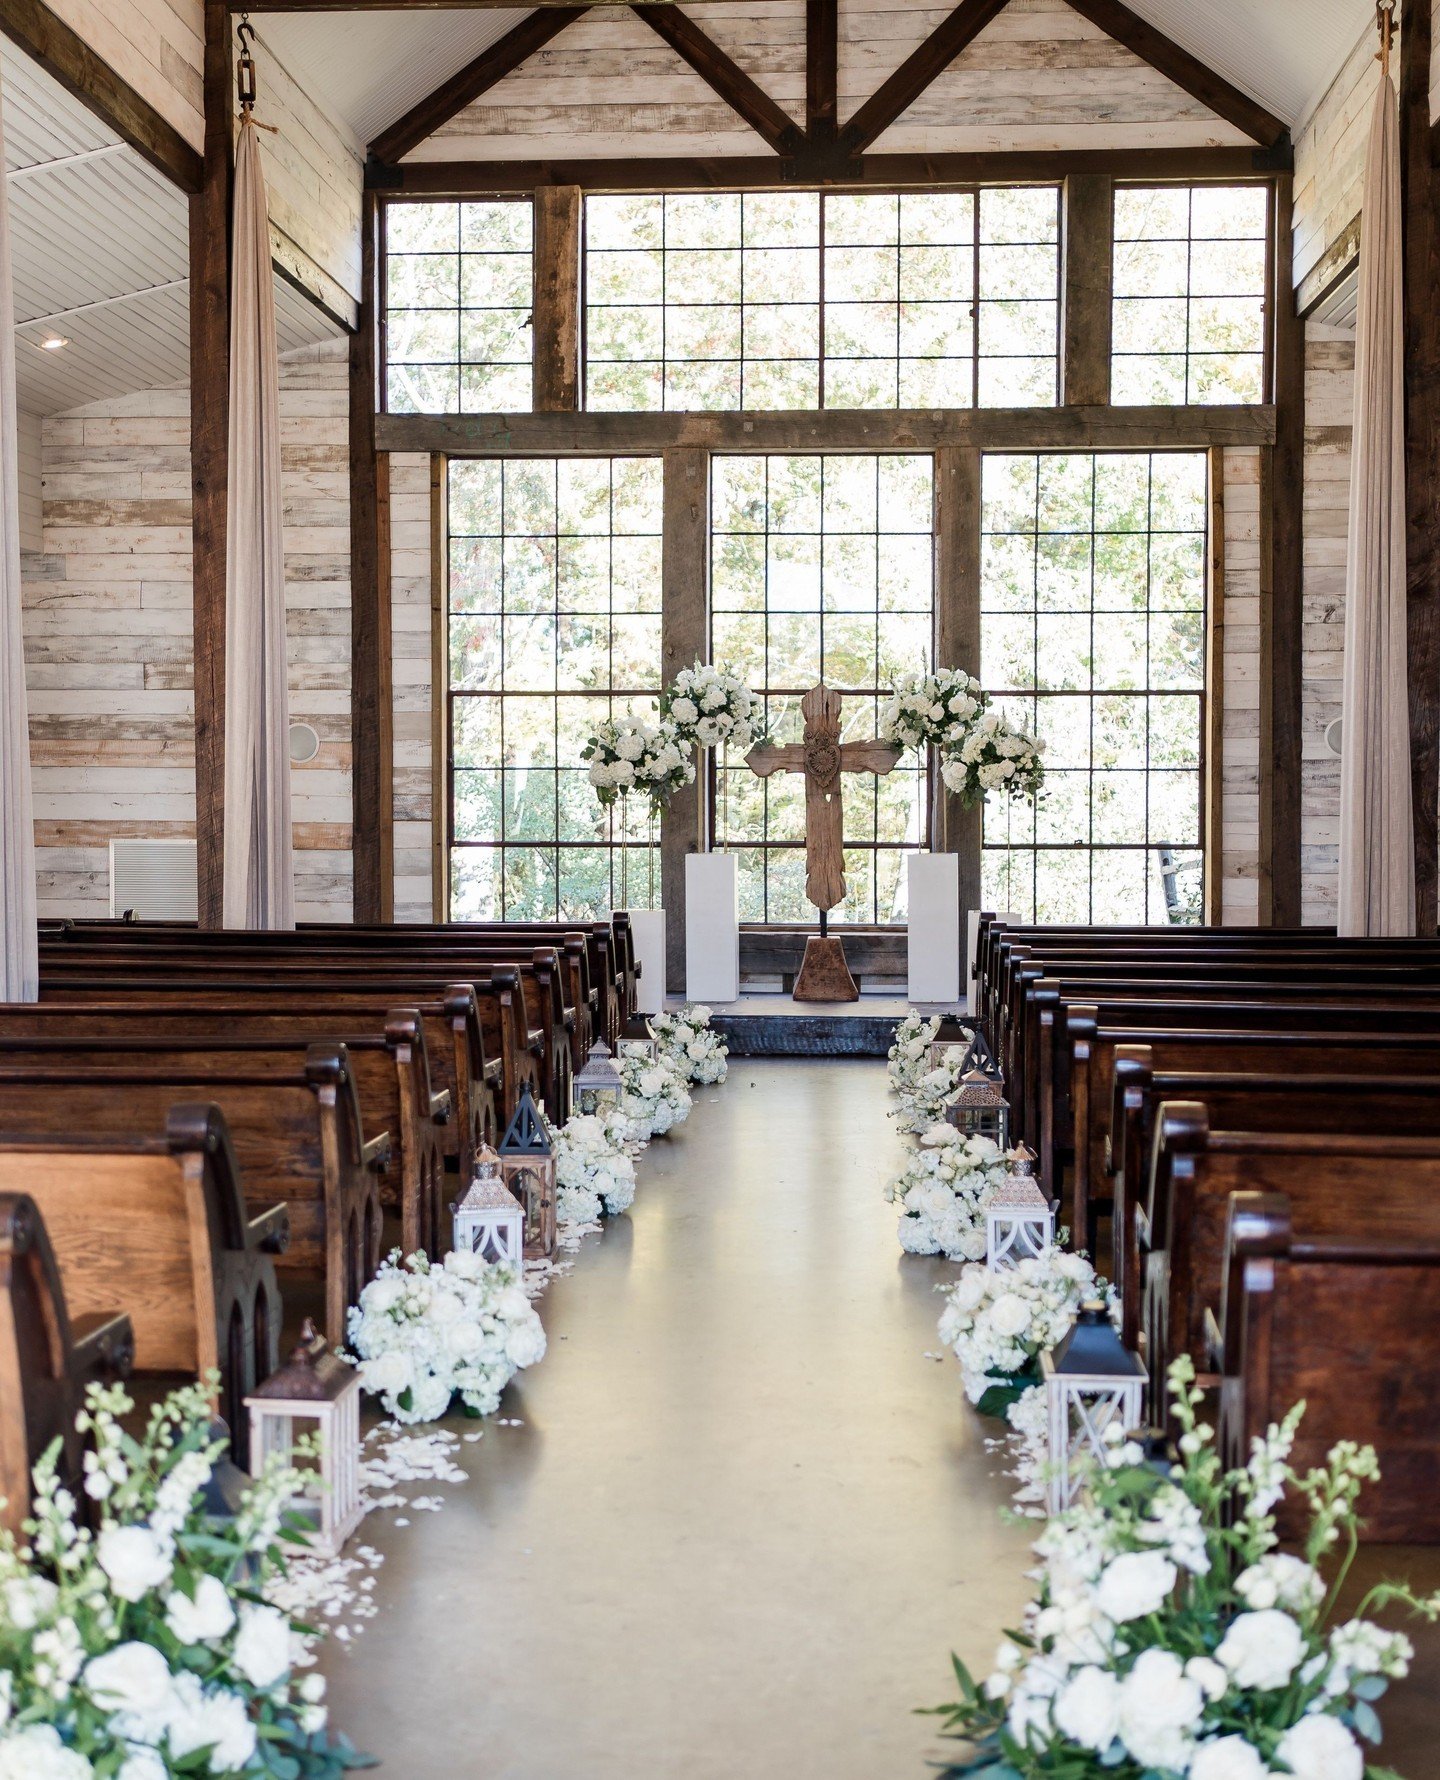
[0,89,37,1000]
[222,115,295,929]
[1338,72,1415,936]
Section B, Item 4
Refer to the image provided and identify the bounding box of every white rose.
[444,1248,486,1282]
[1116,1649,1203,1771]
[671,696,698,724]
[230,1602,292,1689]
[164,1574,236,1645]
[1095,1551,1177,1623]
[85,1641,173,1721]
[358,1273,405,1316]
[1217,1609,1306,1691]
[2,1575,57,1629]
[504,1315,548,1369]
[1186,1656,1229,1701]
[1274,1713,1364,1780]
[445,1320,487,1364]
[97,1525,172,1603]
[1191,1736,1271,1780]
[0,1726,94,1780]
[118,1752,168,1780]
[988,1293,1031,1339]
[1052,1665,1122,1751]
[166,1675,258,1774]
[360,1349,414,1400]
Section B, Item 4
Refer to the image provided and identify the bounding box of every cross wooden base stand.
[792,929,859,1002]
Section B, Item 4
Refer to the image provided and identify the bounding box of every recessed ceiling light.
[38,335,68,352]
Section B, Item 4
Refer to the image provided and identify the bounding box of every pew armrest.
[483,1059,504,1086]
[528,1029,545,1057]
[71,1311,135,1381]
[563,1010,575,1031]
[1135,1204,1152,1253]
[248,1203,291,1256]
[362,1131,393,1174]
[430,1088,453,1125]
[1203,1307,1225,1374]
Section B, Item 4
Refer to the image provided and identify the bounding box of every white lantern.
[245,1319,362,1557]
[945,1066,1010,1148]
[985,1144,1054,1271]
[451,1143,525,1263]
[1040,1302,1147,1516]
[573,1038,626,1116]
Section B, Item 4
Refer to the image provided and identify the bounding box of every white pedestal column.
[908,853,960,1004]
[685,853,739,1004]
[625,907,666,1017]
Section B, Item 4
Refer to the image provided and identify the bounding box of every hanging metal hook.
[1376,0,1397,79]
[237,13,258,114]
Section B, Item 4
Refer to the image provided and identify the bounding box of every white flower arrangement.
[552,1112,638,1225]
[884,1125,1012,1260]
[347,1248,547,1425]
[937,1249,1100,1415]
[660,663,765,755]
[940,709,1047,807]
[650,1004,728,1087]
[582,714,695,815]
[0,1378,367,1778]
[931,1356,1440,1780]
[619,1043,692,1138]
[879,667,986,754]
[888,1011,943,1096]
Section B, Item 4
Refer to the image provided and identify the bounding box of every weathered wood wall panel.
[418,0,1250,163]
[17,412,42,554]
[22,342,355,919]
[1220,446,1262,921]
[390,452,434,922]
[1292,23,1378,310]
[43,0,205,155]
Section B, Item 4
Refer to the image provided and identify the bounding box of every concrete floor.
[322,1059,1035,1779]
[321,1058,1440,1780]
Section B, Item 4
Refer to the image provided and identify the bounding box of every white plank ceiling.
[2,42,341,418]
[260,0,1374,148]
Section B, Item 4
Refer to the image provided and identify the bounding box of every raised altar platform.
[656,995,965,1058]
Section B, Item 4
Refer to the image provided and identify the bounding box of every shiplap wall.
[17,411,42,553]
[45,0,204,153]
[1292,24,1378,305]
[21,341,354,919]
[420,0,1249,162]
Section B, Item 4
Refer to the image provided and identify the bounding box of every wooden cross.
[745,684,902,922]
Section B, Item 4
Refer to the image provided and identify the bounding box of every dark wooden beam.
[1204,446,1225,922]
[934,447,982,917]
[368,6,589,165]
[377,403,1275,457]
[1267,170,1304,926]
[1061,174,1112,405]
[351,190,394,922]
[371,143,1288,194]
[660,448,709,993]
[1403,0,1440,931]
[189,0,231,928]
[0,0,202,191]
[1062,0,1287,149]
[532,185,582,410]
[838,0,1010,157]
[429,455,448,921]
[635,4,801,155]
[235,0,662,7]
[805,0,837,145]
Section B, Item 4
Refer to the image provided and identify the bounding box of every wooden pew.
[0,1044,386,1346]
[0,1007,451,1260]
[1141,1108,1440,1411]
[1108,1053,1440,1344]
[0,1105,287,1454]
[0,1193,133,1540]
[1215,1191,1440,1542]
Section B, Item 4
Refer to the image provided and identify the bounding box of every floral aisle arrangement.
[887,1013,976,1135]
[619,1043,692,1138]
[0,1379,368,1779]
[650,1004,729,1087]
[929,1356,1440,1780]
[348,1249,547,1425]
[879,667,987,754]
[937,1249,1100,1417]
[582,714,694,813]
[659,663,765,754]
[553,1111,638,1224]
[888,1012,943,1096]
[885,1125,1012,1260]
[940,710,1047,807]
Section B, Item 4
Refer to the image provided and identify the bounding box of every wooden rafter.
[1062,0,1287,149]
[634,3,802,156]
[368,6,590,164]
[838,0,1011,157]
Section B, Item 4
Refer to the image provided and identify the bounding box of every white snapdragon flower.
[2,1575,58,1630]
[1235,1553,1325,1615]
[1216,1609,1306,1690]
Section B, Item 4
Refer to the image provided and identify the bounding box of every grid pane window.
[1112,185,1269,405]
[447,457,663,918]
[979,452,1207,922]
[387,201,532,414]
[585,189,1059,412]
[710,454,935,924]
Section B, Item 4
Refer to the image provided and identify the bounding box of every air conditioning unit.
[109,838,198,920]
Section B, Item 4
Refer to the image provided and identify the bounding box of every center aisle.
[327,1059,1035,1779]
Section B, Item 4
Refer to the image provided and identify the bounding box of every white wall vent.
[109,839,198,920]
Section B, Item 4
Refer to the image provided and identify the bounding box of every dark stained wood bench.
[0,1044,386,1346]
[0,1192,133,1541]
[1215,1191,1440,1542]
[0,1105,287,1454]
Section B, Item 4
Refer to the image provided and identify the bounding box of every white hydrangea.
[650,1005,729,1086]
[938,1249,1100,1405]
[884,1126,1010,1260]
